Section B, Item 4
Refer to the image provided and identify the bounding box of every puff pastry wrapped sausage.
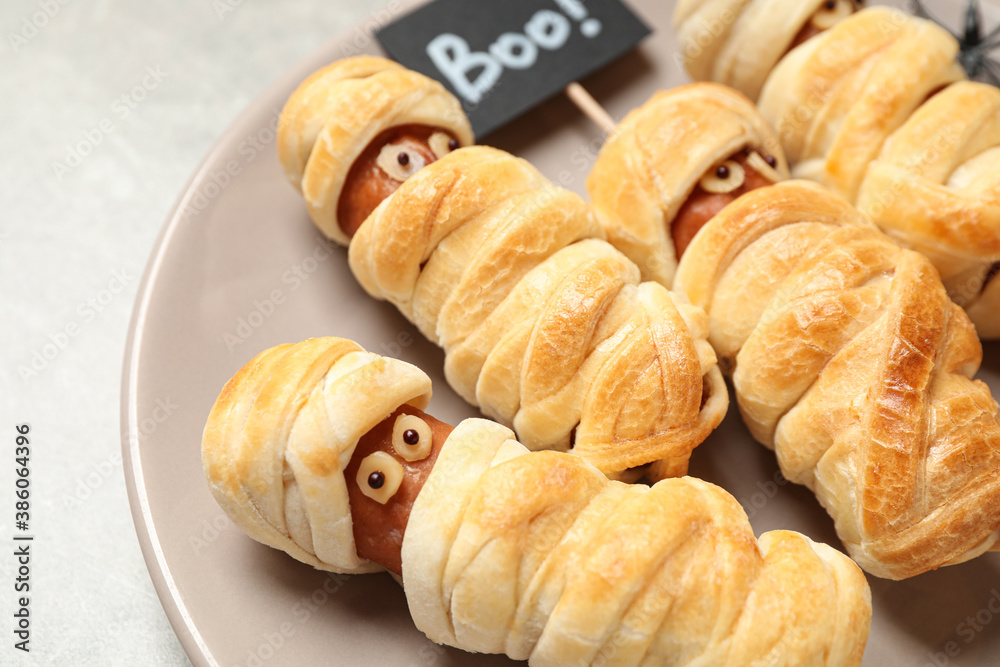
[758,7,966,201]
[676,7,1000,338]
[673,180,1000,580]
[202,337,872,666]
[278,57,727,482]
[728,8,1000,338]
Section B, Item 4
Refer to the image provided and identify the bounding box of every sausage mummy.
[590,77,1000,578]
[278,57,728,482]
[679,6,1000,339]
[673,180,1000,580]
[202,337,872,666]
[759,9,1000,336]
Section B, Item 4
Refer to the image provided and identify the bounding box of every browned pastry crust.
[856,81,1000,338]
[674,181,1000,579]
[758,7,966,202]
[679,8,1000,342]
[349,146,728,481]
[407,423,871,666]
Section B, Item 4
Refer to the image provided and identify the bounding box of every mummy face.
[671,148,784,258]
[345,404,453,575]
[337,124,461,238]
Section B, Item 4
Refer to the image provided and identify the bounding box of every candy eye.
[746,151,784,183]
[699,160,746,194]
[376,142,428,182]
[356,451,403,504]
[392,414,433,462]
[811,0,854,30]
[429,132,459,160]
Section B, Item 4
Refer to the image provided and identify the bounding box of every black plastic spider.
[911,0,1000,86]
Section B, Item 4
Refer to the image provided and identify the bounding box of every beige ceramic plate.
[122,1,1000,665]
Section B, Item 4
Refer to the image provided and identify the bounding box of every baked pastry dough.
[278,58,727,480]
[277,56,474,245]
[673,180,1000,580]
[202,336,872,666]
[705,8,1000,337]
[758,7,966,201]
[349,146,727,481]
[856,81,1000,338]
[587,82,788,286]
[201,337,432,573]
[674,0,859,100]
[407,422,870,666]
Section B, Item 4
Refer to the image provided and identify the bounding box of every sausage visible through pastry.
[672,149,783,258]
[337,124,461,238]
[345,404,453,575]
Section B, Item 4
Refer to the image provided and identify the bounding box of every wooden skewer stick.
[565,82,617,135]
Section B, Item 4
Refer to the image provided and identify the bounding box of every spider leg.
[982,21,1000,49]
[964,0,982,48]
[981,56,1000,87]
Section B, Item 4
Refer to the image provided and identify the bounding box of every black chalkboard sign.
[376,0,651,138]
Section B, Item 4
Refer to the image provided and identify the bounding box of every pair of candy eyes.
[699,151,781,194]
[376,132,459,183]
[356,414,433,504]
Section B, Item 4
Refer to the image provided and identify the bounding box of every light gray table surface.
[1,1,388,664]
[5,1,1000,666]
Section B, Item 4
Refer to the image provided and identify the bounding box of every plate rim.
[116,18,415,664]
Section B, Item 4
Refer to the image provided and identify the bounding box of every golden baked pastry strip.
[674,180,1000,580]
